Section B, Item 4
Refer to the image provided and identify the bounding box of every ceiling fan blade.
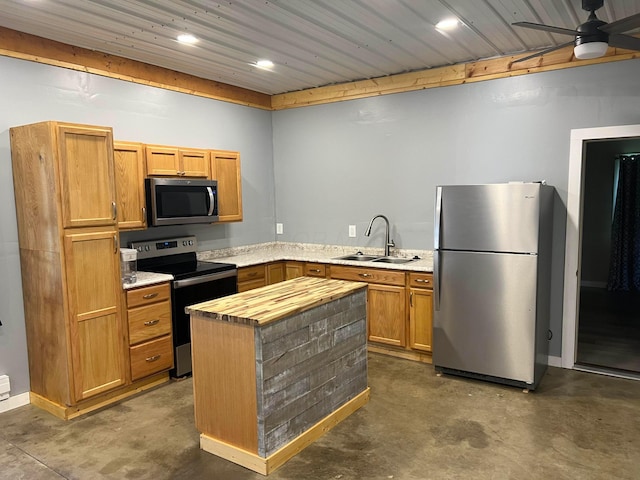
[512,40,575,63]
[608,33,640,51]
[512,21,579,36]
[599,12,640,34]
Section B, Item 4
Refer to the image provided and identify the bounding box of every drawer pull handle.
[416,279,430,284]
[248,272,257,277]
[309,269,321,273]
[359,273,372,278]
[144,319,160,326]
[142,293,158,299]
[145,355,161,362]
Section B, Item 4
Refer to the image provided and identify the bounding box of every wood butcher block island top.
[186,276,367,325]
[188,276,370,475]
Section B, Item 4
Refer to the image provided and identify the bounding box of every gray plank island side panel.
[254,289,368,457]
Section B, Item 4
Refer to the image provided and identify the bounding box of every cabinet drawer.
[331,265,405,286]
[128,301,172,345]
[130,335,174,381]
[304,263,326,277]
[237,265,265,283]
[126,283,171,308]
[408,273,433,289]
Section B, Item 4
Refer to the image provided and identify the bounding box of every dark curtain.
[607,154,640,291]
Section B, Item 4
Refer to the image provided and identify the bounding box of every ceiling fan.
[512,0,640,63]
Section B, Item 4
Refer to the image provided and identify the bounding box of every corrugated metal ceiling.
[0,0,639,95]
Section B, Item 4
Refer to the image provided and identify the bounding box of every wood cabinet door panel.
[409,288,433,352]
[285,261,304,280]
[114,141,147,230]
[145,145,179,176]
[266,262,285,285]
[180,149,209,177]
[211,150,242,222]
[57,125,116,228]
[77,313,125,399]
[368,284,406,347]
[64,229,125,401]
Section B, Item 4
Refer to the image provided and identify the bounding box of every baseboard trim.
[0,392,30,413]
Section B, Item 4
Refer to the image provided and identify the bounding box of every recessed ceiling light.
[255,59,274,69]
[435,18,459,31]
[177,33,198,44]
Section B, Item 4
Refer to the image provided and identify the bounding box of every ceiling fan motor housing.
[575,15,609,46]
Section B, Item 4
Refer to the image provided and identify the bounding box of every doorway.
[577,139,640,375]
[562,125,640,379]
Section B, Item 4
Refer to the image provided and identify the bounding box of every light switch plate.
[276,223,283,235]
[348,225,356,237]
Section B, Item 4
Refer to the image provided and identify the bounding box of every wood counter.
[187,277,370,475]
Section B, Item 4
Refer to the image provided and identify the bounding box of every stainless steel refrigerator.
[433,183,554,390]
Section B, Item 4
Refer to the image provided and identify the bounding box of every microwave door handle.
[207,187,215,216]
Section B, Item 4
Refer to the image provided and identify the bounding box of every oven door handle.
[173,269,238,289]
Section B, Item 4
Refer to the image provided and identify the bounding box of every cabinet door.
[57,124,116,228]
[146,145,180,176]
[64,229,126,401]
[180,149,209,177]
[114,141,147,230]
[266,262,285,285]
[285,261,304,280]
[409,288,433,352]
[368,284,406,347]
[211,150,243,222]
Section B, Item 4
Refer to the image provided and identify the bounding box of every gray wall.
[273,59,640,357]
[0,55,275,396]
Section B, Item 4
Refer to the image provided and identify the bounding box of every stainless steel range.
[130,236,237,377]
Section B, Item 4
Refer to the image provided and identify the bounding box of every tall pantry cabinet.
[11,121,128,418]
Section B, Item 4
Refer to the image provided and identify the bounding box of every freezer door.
[435,184,541,253]
[433,250,537,384]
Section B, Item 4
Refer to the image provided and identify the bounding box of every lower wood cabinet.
[330,265,406,347]
[232,261,433,362]
[125,282,174,382]
[408,273,434,353]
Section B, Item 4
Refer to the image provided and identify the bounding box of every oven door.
[171,269,237,377]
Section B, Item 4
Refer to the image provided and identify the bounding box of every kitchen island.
[186,276,370,475]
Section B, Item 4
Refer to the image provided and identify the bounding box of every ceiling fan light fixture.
[574,41,608,59]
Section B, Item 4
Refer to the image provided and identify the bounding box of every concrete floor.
[1,353,639,480]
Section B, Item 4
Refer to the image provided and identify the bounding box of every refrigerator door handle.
[434,186,442,250]
[434,249,440,311]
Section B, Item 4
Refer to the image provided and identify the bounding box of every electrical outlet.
[276,223,283,235]
[348,225,356,237]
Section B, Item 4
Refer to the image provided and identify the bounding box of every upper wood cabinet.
[211,150,243,222]
[145,145,209,177]
[56,124,117,228]
[113,141,147,230]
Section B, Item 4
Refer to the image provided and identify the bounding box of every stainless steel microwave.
[145,178,218,226]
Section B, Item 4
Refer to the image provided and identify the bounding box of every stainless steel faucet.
[365,214,395,257]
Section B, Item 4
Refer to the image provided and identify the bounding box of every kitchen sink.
[371,257,417,264]
[334,253,381,261]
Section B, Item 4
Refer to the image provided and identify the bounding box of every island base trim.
[29,372,170,420]
[200,387,370,475]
